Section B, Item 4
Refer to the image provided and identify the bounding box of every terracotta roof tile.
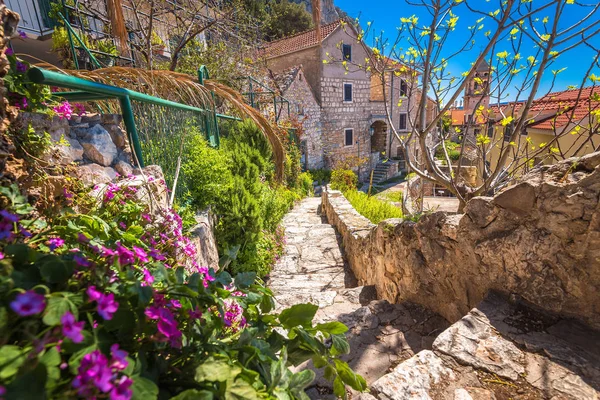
[264,20,341,59]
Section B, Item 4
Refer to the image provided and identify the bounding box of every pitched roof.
[264,20,342,59]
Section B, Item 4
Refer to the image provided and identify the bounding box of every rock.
[454,388,496,400]
[114,160,133,177]
[493,182,536,215]
[79,125,118,166]
[76,164,117,186]
[370,350,455,400]
[100,114,122,125]
[187,210,219,271]
[108,125,127,149]
[55,137,84,164]
[433,309,525,380]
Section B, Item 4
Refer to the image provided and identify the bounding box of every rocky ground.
[270,196,600,399]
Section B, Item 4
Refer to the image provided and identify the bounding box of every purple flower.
[15,61,27,73]
[73,103,86,116]
[61,311,85,343]
[78,233,90,243]
[115,243,135,266]
[97,293,118,320]
[110,376,133,400]
[118,222,127,230]
[0,252,4,260]
[110,344,128,371]
[141,213,152,223]
[149,248,165,261]
[0,385,5,396]
[5,48,13,56]
[18,30,27,39]
[10,291,45,316]
[87,286,102,301]
[133,246,148,263]
[0,210,19,222]
[74,254,92,268]
[48,237,65,251]
[72,350,114,395]
[169,299,181,309]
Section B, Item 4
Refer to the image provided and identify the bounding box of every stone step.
[365,293,600,400]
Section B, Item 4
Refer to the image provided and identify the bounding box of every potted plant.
[51,26,91,69]
[151,30,166,56]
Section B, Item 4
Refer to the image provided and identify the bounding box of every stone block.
[76,163,117,186]
[79,124,118,166]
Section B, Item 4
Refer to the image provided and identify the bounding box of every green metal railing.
[27,66,233,200]
[237,76,291,123]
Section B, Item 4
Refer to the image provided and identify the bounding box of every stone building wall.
[322,152,600,330]
[279,69,324,170]
[321,77,372,180]
[267,47,322,103]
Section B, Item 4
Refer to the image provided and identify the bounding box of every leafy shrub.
[435,140,461,162]
[380,190,403,203]
[309,169,331,185]
[330,169,358,193]
[0,180,366,399]
[345,190,403,224]
[296,172,314,197]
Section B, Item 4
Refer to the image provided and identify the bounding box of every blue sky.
[336,0,600,100]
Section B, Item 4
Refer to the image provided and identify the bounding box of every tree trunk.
[106,0,129,59]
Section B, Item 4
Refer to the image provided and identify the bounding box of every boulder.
[76,163,117,186]
[78,124,118,166]
[114,160,133,177]
[108,125,128,149]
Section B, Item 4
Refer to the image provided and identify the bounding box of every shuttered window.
[343,83,353,102]
[344,128,354,146]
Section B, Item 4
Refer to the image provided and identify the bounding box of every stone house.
[271,65,324,169]
[264,20,419,180]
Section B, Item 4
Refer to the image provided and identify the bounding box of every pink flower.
[48,237,65,251]
[53,101,73,120]
[72,350,114,395]
[73,103,86,116]
[141,268,154,285]
[110,376,133,400]
[115,243,135,265]
[61,311,85,343]
[10,291,45,316]
[133,246,148,263]
[0,252,4,260]
[87,286,102,301]
[110,344,128,371]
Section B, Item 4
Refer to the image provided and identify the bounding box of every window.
[503,121,514,142]
[399,113,408,130]
[487,122,494,138]
[342,44,352,61]
[399,79,408,97]
[344,128,354,146]
[343,83,353,102]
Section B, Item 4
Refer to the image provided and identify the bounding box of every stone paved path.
[270,197,600,400]
[269,197,450,398]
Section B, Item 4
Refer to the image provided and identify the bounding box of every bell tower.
[463,60,491,123]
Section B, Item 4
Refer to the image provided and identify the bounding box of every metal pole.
[119,96,145,168]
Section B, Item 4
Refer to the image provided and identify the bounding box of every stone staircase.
[371,162,394,184]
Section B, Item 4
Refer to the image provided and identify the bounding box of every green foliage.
[435,140,461,162]
[309,169,331,185]
[0,179,364,399]
[379,190,404,203]
[330,169,358,193]
[263,0,314,40]
[345,191,403,224]
[184,121,306,277]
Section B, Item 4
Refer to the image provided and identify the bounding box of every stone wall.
[19,112,135,186]
[322,152,600,330]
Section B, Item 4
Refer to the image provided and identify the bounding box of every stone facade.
[322,151,600,330]
[272,66,324,170]
[267,21,417,180]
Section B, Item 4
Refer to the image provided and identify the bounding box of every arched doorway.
[370,120,387,157]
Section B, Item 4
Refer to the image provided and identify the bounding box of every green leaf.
[226,378,260,400]
[289,370,315,392]
[104,308,136,333]
[38,255,73,284]
[279,304,318,330]
[131,375,159,400]
[333,376,346,399]
[5,362,47,400]
[334,360,367,392]
[4,244,32,265]
[316,321,348,335]
[0,345,27,379]
[170,389,214,400]
[234,272,256,289]
[39,347,60,367]
[331,334,350,356]
[43,295,78,326]
[195,357,239,383]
